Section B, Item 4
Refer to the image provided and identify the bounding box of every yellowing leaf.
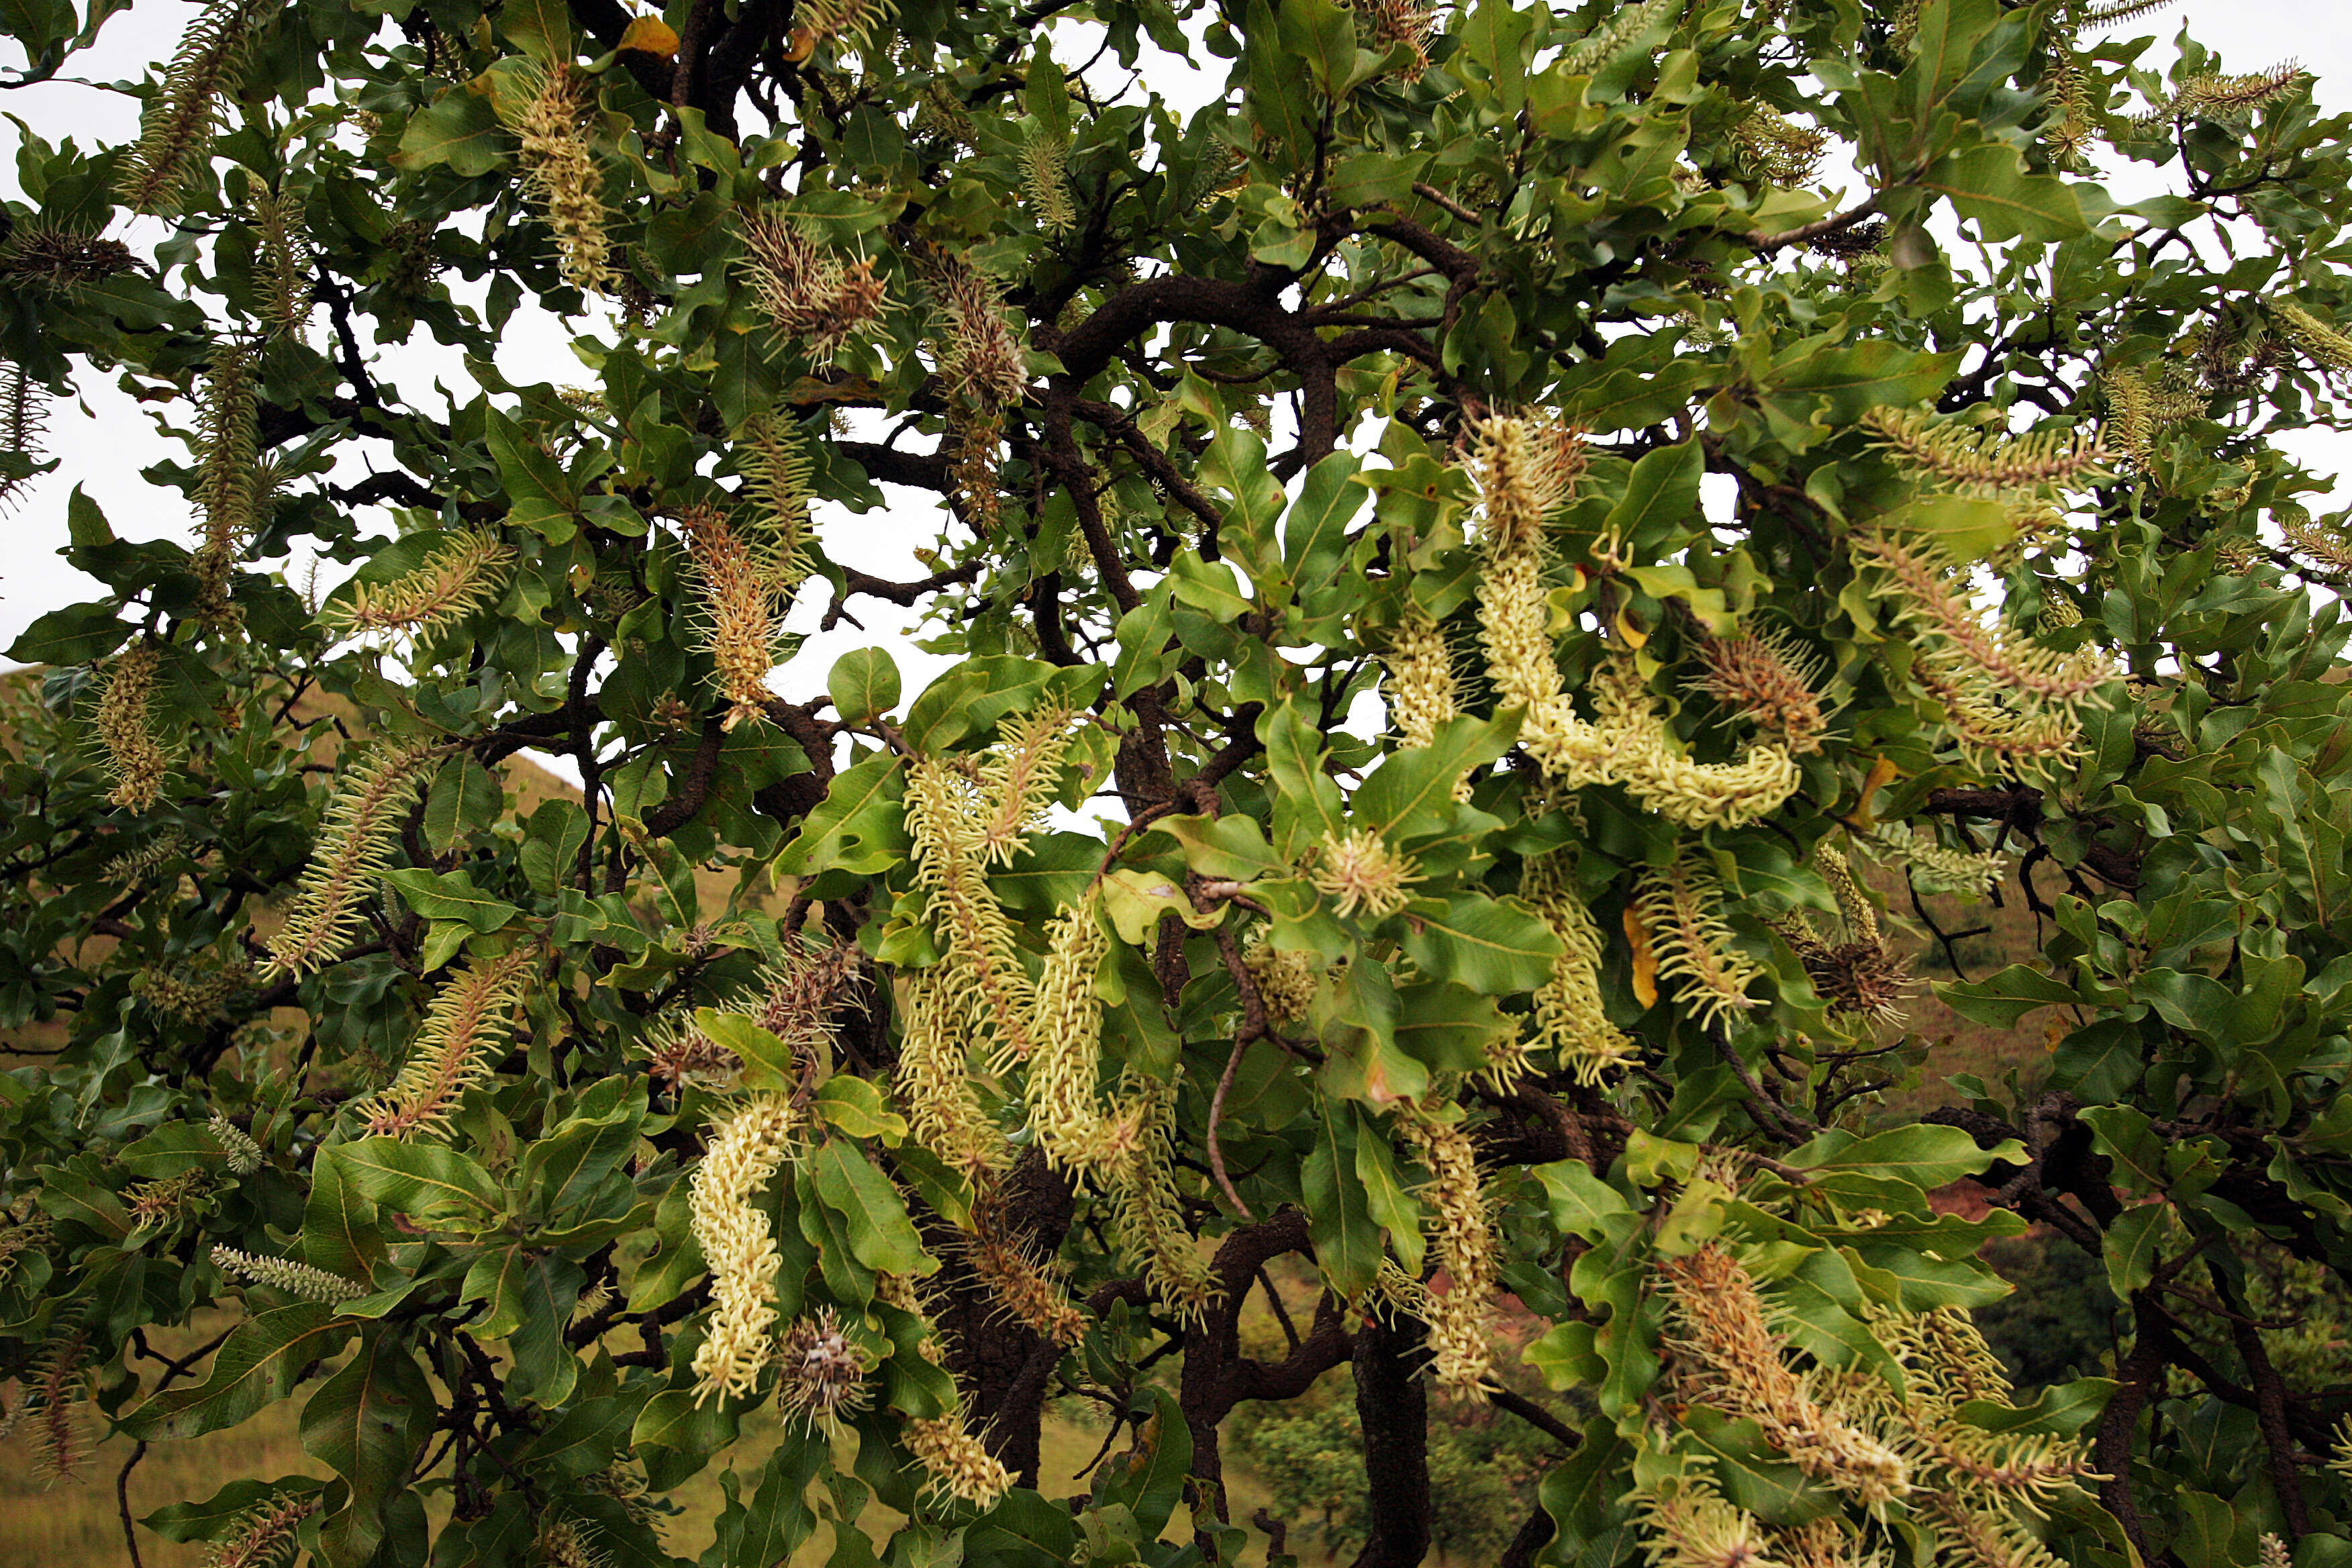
[1622,902,1659,1009]
[1853,755,1900,828]
[617,15,680,56]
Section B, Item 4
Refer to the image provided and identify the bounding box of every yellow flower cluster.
[262,740,436,977]
[194,340,258,627]
[734,413,816,591]
[211,1245,365,1303]
[679,503,786,731]
[904,755,1042,1068]
[209,1113,263,1175]
[1385,606,1460,746]
[1857,534,2113,707]
[687,1092,800,1404]
[251,189,311,342]
[206,1491,321,1568]
[1310,828,1424,920]
[324,529,516,642]
[1692,632,1828,755]
[1101,1072,1224,1319]
[1468,417,1801,827]
[1020,128,1077,232]
[1519,850,1638,1084]
[1730,105,1828,185]
[354,944,538,1140]
[1634,858,1765,1034]
[737,211,887,364]
[1393,1106,1496,1393]
[117,0,269,215]
[893,969,1001,1174]
[1864,407,2111,496]
[1661,1244,1910,1504]
[499,62,615,295]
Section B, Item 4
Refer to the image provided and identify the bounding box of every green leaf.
[122,1304,355,1441]
[1284,450,1367,589]
[7,601,130,665]
[1536,1161,1634,1242]
[1354,1107,1425,1276]
[380,869,524,933]
[1351,713,1517,842]
[772,753,908,877]
[633,1387,738,1453]
[815,1075,909,1142]
[142,1479,325,1543]
[1263,698,1347,858]
[1679,1408,1837,1524]
[328,1138,503,1218]
[2102,1201,2175,1298]
[1788,1125,2020,1189]
[1922,140,2088,242]
[393,83,506,177]
[301,1330,433,1566]
[304,1148,383,1284]
[1148,813,1285,881]
[695,1010,800,1091]
[1936,963,2081,1027]
[807,1140,926,1275]
[1602,439,1703,551]
[1399,895,1563,994]
[827,647,901,723]
[1303,1110,1382,1298]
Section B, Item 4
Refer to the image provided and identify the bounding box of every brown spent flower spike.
[94,643,170,812]
[737,211,888,364]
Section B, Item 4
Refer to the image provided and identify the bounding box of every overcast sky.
[1,1,2346,712]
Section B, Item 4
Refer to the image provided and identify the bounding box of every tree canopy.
[5,0,2352,1565]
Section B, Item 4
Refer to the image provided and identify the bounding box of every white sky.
[1,1,2345,728]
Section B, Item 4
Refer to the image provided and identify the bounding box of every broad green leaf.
[827,647,901,722]
[302,1330,434,1565]
[122,1305,355,1441]
[381,869,523,933]
[1398,895,1563,995]
[807,1140,927,1275]
[771,753,908,877]
[1303,1110,1382,1298]
[695,1010,800,1092]
[815,1075,909,1142]
[1354,1106,1425,1276]
[328,1138,503,1218]
[1922,141,2088,242]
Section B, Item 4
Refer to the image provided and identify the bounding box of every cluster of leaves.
[4,0,2352,1566]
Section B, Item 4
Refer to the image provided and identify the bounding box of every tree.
[3,0,2351,1563]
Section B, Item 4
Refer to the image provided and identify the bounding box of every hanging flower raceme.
[323,529,516,642]
[687,1092,800,1404]
[678,503,785,730]
[1661,1243,1910,1504]
[1393,1103,1498,1393]
[1518,848,1638,1085]
[93,644,170,812]
[1632,856,1766,1034]
[115,0,272,214]
[262,740,437,978]
[497,61,616,295]
[352,943,538,1139]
